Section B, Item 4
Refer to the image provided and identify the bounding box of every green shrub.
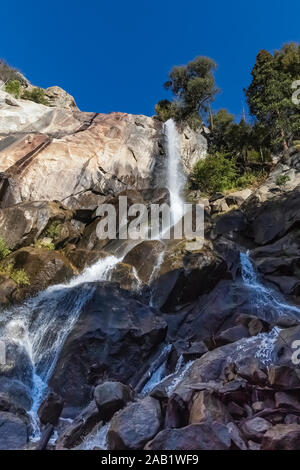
[192,153,238,194]
[34,239,55,250]
[46,221,61,241]
[22,87,49,105]
[276,174,290,186]
[9,268,30,286]
[0,262,30,286]
[0,238,11,260]
[5,79,21,98]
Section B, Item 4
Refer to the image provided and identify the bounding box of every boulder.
[107,397,161,450]
[215,210,247,235]
[262,423,300,450]
[0,411,28,450]
[94,381,132,422]
[38,391,64,426]
[50,283,167,408]
[225,189,252,206]
[56,401,101,449]
[274,391,300,411]
[268,365,300,389]
[145,422,232,450]
[189,390,231,424]
[0,201,72,250]
[6,246,74,300]
[151,241,227,312]
[123,240,165,284]
[210,198,229,214]
[214,325,250,346]
[241,417,271,442]
[44,86,77,109]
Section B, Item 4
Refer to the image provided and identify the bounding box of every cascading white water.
[240,251,300,321]
[164,119,187,226]
[1,253,122,440]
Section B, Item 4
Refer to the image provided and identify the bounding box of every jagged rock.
[210,198,229,214]
[268,365,300,389]
[50,283,167,408]
[151,241,227,312]
[262,423,300,450]
[274,391,300,411]
[44,86,77,109]
[94,381,133,422]
[38,391,64,426]
[123,240,165,284]
[56,401,101,449]
[7,246,74,301]
[107,397,161,450]
[225,189,252,206]
[0,276,17,306]
[241,417,271,441]
[0,201,73,250]
[0,411,28,450]
[189,390,231,424]
[236,358,267,385]
[145,422,232,450]
[109,262,142,291]
[215,210,248,235]
[214,325,250,346]
[226,422,247,450]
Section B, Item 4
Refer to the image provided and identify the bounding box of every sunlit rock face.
[0,92,207,208]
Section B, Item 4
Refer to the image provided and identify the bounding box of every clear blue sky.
[1,0,299,120]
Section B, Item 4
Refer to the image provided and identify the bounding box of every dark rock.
[123,240,166,284]
[274,391,300,411]
[226,422,247,450]
[50,283,167,408]
[189,390,231,424]
[215,325,250,346]
[262,423,300,450]
[241,417,271,441]
[145,422,232,450]
[268,365,300,389]
[236,358,267,385]
[215,210,247,235]
[107,397,161,450]
[94,381,132,422]
[56,401,101,449]
[38,391,64,426]
[0,411,28,450]
[0,201,72,250]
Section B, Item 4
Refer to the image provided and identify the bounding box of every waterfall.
[164,119,187,226]
[1,254,122,440]
[240,251,300,322]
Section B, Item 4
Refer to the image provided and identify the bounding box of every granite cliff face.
[0,89,207,209]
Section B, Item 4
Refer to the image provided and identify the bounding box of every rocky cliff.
[0,83,300,452]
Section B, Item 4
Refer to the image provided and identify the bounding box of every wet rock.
[94,381,132,422]
[241,417,271,441]
[262,423,300,450]
[56,401,101,449]
[152,242,227,312]
[50,283,167,408]
[0,411,28,450]
[123,240,165,284]
[189,390,231,425]
[107,397,161,450]
[109,262,142,291]
[38,391,64,426]
[145,422,232,450]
